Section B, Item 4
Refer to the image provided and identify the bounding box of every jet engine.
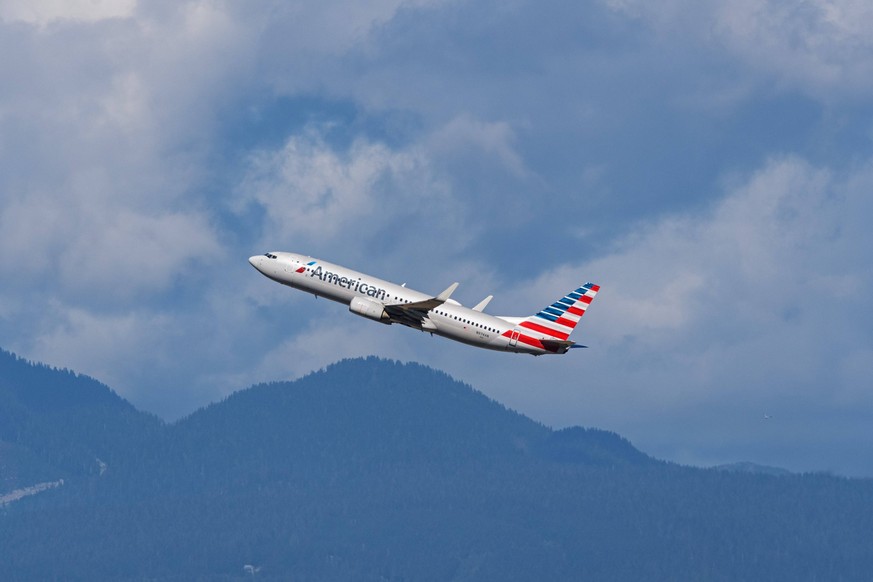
[349,296,390,324]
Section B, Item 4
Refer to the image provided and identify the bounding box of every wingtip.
[472,294,493,312]
[437,282,460,301]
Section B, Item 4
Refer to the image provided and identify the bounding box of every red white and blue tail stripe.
[519,282,600,341]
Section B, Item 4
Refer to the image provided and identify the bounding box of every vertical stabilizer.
[518,283,600,340]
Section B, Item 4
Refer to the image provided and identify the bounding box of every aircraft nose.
[248,255,261,270]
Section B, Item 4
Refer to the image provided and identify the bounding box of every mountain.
[0,348,162,491]
[2,353,872,581]
[713,461,794,477]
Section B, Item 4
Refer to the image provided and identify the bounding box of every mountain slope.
[0,348,163,490]
[1,354,871,581]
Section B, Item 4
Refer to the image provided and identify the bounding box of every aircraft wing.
[383,282,458,329]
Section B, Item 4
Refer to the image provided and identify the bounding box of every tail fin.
[519,282,600,341]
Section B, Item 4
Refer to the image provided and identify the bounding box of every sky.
[1,0,872,477]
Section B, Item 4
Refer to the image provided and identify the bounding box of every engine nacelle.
[349,296,390,324]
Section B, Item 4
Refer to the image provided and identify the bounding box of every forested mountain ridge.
[0,348,162,490]
[1,351,871,581]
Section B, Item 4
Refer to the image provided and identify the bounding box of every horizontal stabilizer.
[539,339,577,354]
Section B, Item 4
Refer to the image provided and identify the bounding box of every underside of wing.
[383,302,433,329]
[382,282,459,329]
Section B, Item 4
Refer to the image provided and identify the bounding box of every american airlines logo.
[308,265,387,301]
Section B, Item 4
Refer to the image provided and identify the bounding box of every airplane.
[248,252,600,355]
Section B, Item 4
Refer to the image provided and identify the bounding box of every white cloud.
[603,0,873,98]
[0,191,220,300]
[0,0,252,303]
[27,304,174,401]
[59,209,220,295]
[241,128,442,240]
[712,0,873,93]
[236,124,486,276]
[277,0,445,55]
[0,0,136,26]
[427,114,529,177]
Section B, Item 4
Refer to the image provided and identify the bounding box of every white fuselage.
[248,252,553,355]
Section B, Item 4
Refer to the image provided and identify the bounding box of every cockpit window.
[263,253,278,259]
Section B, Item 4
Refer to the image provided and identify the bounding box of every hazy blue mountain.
[0,348,162,490]
[537,425,654,467]
[713,461,793,477]
[1,352,872,581]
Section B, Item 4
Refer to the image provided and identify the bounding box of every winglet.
[437,282,459,302]
[472,295,493,312]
